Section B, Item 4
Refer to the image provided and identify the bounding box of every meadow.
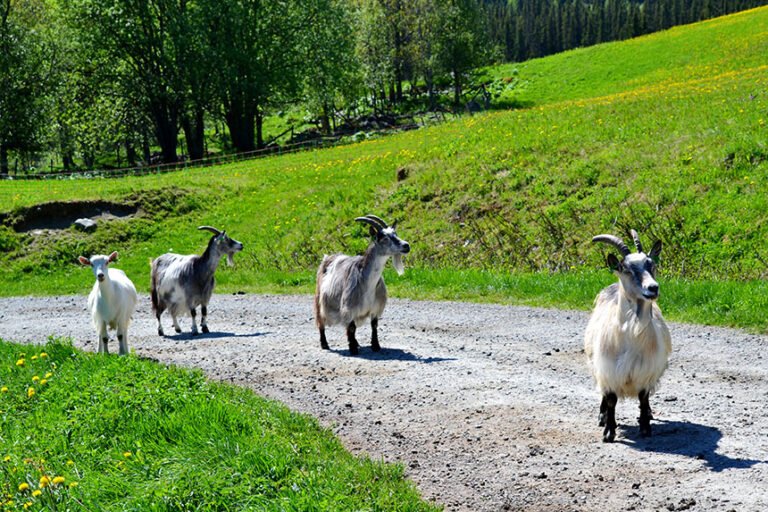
[2,7,767,331]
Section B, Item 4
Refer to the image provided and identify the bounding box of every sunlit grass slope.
[1,7,767,330]
[0,338,440,511]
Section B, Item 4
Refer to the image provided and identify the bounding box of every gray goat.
[584,229,672,442]
[150,226,243,336]
[314,215,410,355]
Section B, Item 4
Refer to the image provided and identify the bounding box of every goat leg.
[190,308,199,336]
[598,395,608,426]
[319,327,329,350]
[370,317,381,352]
[201,305,209,333]
[602,392,618,443]
[347,321,359,355]
[639,390,653,437]
[98,322,109,354]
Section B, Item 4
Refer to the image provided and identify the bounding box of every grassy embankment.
[0,338,439,510]
[1,7,767,333]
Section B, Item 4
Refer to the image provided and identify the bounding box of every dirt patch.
[1,200,139,233]
[0,295,766,511]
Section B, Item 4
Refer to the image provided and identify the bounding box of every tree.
[0,0,54,175]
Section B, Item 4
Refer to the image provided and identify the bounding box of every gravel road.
[1,294,766,511]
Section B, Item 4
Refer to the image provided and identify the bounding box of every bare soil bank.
[1,294,766,511]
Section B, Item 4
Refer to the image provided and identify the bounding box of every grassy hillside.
[1,7,767,330]
[0,338,438,510]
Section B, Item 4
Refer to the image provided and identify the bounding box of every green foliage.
[0,338,440,510]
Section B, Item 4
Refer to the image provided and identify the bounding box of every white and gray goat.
[78,251,138,355]
[150,226,243,336]
[584,229,672,442]
[314,215,410,355]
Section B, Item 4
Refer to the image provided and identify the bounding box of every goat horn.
[198,226,222,236]
[630,229,644,254]
[364,214,389,228]
[355,217,383,232]
[592,234,630,257]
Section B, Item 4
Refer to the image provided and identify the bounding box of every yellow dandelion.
[66,460,74,466]
[27,387,35,398]
[40,379,47,386]
[52,476,65,485]
[16,359,25,367]
[123,451,132,458]
[32,376,40,382]
[24,503,32,510]
[1,386,8,393]
[31,356,38,361]
[68,482,78,489]
[18,482,30,492]
[32,490,41,497]
[39,475,50,488]
[3,456,10,462]
[45,373,53,379]
[39,353,48,358]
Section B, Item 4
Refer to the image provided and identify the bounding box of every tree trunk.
[0,144,8,177]
[225,101,256,153]
[255,106,264,149]
[150,98,179,163]
[142,131,151,164]
[453,66,462,107]
[182,107,205,160]
[320,103,331,135]
[126,140,137,167]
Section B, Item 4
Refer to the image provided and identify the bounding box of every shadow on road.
[620,419,766,472]
[162,331,272,341]
[329,346,456,363]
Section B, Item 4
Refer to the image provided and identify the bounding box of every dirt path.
[1,294,766,511]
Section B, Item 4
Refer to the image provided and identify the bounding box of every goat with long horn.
[584,229,672,442]
[314,215,410,355]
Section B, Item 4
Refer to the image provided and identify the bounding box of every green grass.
[1,7,768,333]
[0,338,440,511]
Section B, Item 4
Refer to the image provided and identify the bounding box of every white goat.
[314,215,410,355]
[584,230,672,442]
[150,226,243,336]
[78,251,138,356]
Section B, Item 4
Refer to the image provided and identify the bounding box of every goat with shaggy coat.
[79,251,138,355]
[314,215,410,355]
[584,230,672,442]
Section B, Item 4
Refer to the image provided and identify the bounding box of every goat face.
[79,251,119,282]
[215,232,244,266]
[373,225,410,275]
[607,240,662,301]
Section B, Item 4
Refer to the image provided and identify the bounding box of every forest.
[1,0,765,174]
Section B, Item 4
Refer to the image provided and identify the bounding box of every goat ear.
[108,251,119,263]
[391,220,398,230]
[648,240,662,262]
[606,254,622,272]
[78,256,91,266]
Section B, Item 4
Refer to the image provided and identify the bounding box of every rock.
[74,218,97,232]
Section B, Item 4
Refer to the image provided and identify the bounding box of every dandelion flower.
[66,460,74,466]
[27,387,35,398]
[45,373,53,379]
[39,475,50,488]
[31,356,38,361]
[32,490,42,497]
[3,456,10,462]
[52,476,65,485]
[18,483,30,492]
[39,353,48,358]
[1,386,8,393]
[32,376,40,382]
[69,482,79,489]
[123,451,132,458]
[40,379,47,386]
[24,503,32,510]
[16,359,25,367]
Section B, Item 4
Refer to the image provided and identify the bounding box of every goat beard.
[392,254,405,276]
[226,254,235,267]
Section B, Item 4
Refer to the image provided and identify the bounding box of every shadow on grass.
[619,419,766,472]
[328,346,456,364]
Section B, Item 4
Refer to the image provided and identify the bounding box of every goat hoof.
[191,331,199,336]
[202,325,209,334]
[158,328,164,336]
[371,342,381,352]
[174,327,182,334]
[602,431,616,443]
[598,413,606,427]
[321,343,330,350]
[349,346,359,356]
